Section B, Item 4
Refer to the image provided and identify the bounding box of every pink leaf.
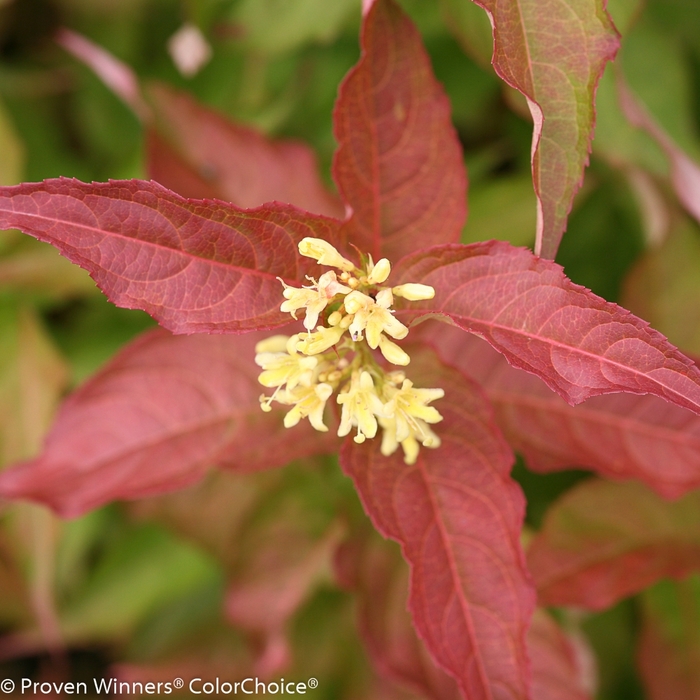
[527,479,700,610]
[0,178,342,333]
[0,330,334,517]
[56,28,148,118]
[528,611,596,700]
[340,348,535,700]
[333,0,466,262]
[145,83,344,217]
[424,324,700,499]
[394,241,700,414]
[468,0,619,258]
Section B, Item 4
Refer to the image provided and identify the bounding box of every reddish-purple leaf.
[0,178,343,334]
[394,240,700,415]
[333,0,466,262]
[528,611,595,700]
[0,330,334,517]
[340,347,535,700]
[527,479,700,610]
[335,529,461,700]
[423,323,700,499]
[637,578,700,700]
[467,0,619,258]
[145,84,344,217]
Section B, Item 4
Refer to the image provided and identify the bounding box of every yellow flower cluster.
[255,237,444,464]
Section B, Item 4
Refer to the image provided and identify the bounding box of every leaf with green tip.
[458,0,619,258]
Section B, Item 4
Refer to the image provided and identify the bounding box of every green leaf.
[0,98,24,185]
[462,173,537,247]
[60,523,219,643]
[0,302,68,465]
[638,576,700,700]
[438,0,493,68]
[620,17,700,161]
[231,0,360,55]
[593,64,667,175]
[622,218,700,355]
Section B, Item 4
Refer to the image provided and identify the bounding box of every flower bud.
[298,238,356,271]
[392,283,435,301]
[367,258,391,284]
[327,311,343,326]
[378,335,410,366]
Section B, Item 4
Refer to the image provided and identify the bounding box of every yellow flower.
[280,271,352,331]
[344,289,408,347]
[256,238,444,455]
[337,371,385,443]
[298,238,356,271]
[255,335,318,392]
[295,325,346,355]
[380,379,444,464]
[255,349,317,390]
[280,383,333,432]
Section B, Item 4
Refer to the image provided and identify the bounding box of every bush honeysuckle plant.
[2,0,700,698]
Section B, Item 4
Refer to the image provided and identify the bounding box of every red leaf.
[340,348,535,700]
[339,528,596,700]
[335,529,461,700]
[0,330,334,517]
[395,241,700,414]
[528,611,596,700]
[527,479,700,610]
[0,178,342,333]
[145,84,344,217]
[468,0,619,258]
[424,324,700,499]
[333,0,466,262]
